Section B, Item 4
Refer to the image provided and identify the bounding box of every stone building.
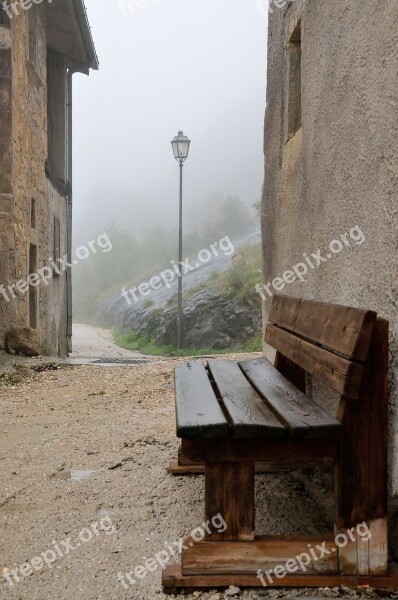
[0,0,97,356]
[262,0,397,530]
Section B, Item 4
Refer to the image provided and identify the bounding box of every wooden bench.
[163,295,395,593]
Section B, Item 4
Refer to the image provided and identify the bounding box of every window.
[46,51,67,191]
[53,217,60,274]
[287,20,302,140]
[27,8,39,70]
[30,198,36,228]
[29,244,38,329]
[27,6,45,83]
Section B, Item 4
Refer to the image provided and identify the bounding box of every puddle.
[67,357,150,367]
[51,467,97,481]
[70,469,96,482]
[97,508,115,519]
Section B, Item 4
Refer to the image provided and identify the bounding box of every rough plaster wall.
[0,8,68,355]
[262,0,398,494]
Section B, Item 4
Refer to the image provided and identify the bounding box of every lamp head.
[171,130,191,163]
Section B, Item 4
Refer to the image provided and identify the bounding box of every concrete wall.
[262,0,398,497]
[0,6,68,356]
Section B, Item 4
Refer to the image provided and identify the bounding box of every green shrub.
[225,264,250,291]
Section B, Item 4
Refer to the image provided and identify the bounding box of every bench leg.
[205,462,255,541]
[336,518,388,576]
[335,319,389,576]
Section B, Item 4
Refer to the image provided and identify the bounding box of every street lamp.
[171,130,191,350]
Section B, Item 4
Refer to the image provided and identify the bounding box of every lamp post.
[171,130,191,350]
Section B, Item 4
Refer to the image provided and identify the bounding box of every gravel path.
[70,324,144,359]
[0,355,390,600]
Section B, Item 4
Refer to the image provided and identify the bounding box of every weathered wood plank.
[236,463,255,541]
[178,441,203,466]
[368,319,389,521]
[167,461,205,475]
[274,352,306,393]
[167,461,313,475]
[222,463,237,541]
[268,294,377,362]
[163,565,398,592]
[239,357,342,439]
[369,518,388,576]
[334,392,371,528]
[265,324,364,398]
[181,536,338,575]
[182,438,338,465]
[357,534,369,576]
[205,463,224,541]
[335,320,389,529]
[207,360,285,439]
[175,361,229,439]
[337,531,359,576]
[204,463,255,542]
[335,519,388,577]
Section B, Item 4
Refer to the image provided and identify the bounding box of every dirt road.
[71,324,143,359]
[0,346,379,600]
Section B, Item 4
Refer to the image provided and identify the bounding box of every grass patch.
[243,335,263,352]
[223,243,262,303]
[114,330,260,357]
[0,373,24,386]
[182,242,262,309]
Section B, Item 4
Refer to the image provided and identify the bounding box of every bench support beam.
[163,565,398,594]
[181,535,338,576]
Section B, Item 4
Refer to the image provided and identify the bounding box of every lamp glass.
[171,131,191,161]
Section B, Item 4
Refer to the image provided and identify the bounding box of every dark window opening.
[46,51,67,192]
[27,8,38,70]
[29,244,38,329]
[30,198,36,228]
[287,20,302,140]
[53,216,60,275]
[0,8,10,26]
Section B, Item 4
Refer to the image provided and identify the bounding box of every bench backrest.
[264,295,377,399]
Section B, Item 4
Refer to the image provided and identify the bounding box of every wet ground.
[0,330,396,600]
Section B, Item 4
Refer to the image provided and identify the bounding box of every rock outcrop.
[101,286,261,350]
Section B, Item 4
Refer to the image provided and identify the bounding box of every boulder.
[5,327,40,357]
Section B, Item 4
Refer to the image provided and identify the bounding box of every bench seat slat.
[239,357,342,439]
[175,362,229,439]
[207,360,286,439]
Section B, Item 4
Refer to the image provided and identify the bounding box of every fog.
[72,0,268,245]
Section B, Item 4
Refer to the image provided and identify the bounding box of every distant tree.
[219,195,251,236]
[253,199,261,218]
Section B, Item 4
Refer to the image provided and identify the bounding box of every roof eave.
[71,0,99,71]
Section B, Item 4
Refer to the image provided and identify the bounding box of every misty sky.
[73,0,268,242]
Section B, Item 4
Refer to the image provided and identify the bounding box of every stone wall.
[0,15,14,340]
[262,0,398,496]
[0,6,68,356]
